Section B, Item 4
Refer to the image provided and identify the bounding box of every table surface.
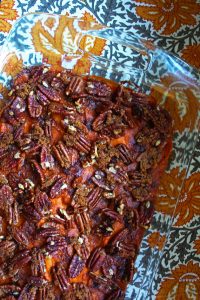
[0,1,199,299]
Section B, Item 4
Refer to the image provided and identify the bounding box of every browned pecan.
[9,250,31,273]
[49,177,68,198]
[66,76,85,95]
[10,97,26,116]
[86,80,112,97]
[101,255,117,279]
[30,160,45,183]
[0,185,14,208]
[74,210,91,234]
[74,235,90,260]
[86,186,102,210]
[34,190,50,215]
[23,204,41,223]
[11,227,29,247]
[0,285,21,298]
[87,247,106,272]
[38,285,52,300]
[52,263,70,292]
[9,202,20,225]
[38,227,60,238]
[46,235,68,254]
[53,141,78,168]
[108,229,136,258]
[50,76,65,90]
[38,83,63,102]
[89,272,113,293]
[102,208,123,223]
[118,144,134,165]
[28,93,42,118]
[44,120,54,140]
[92,110,111,132]
[31,249,46,276]
[36,90,50,106]
[68,254,85,278]
[40,145,54,170]
[0,240,16,260]
[49,102,77,117]
[64,133,91,154]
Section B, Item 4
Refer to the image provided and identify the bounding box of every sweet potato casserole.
[0,66,172,299]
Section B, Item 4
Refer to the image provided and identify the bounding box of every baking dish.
[0,13,199,299]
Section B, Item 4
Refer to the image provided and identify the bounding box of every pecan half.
[53,141,78,168]
[87,247,106,272]
[34,190,50,215]
[28,93,42,118]
[66,76,85,95]
[52,263,70,292]
[49,177,68,198]
[38,83,63,102]
[86,80,112,97]
[87,186,102,210]
[74,210,91,234]
[68,254,85,278]
[31,249,46,276]
[40,146,55,170]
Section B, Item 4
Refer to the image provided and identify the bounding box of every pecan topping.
[0,65,172,299]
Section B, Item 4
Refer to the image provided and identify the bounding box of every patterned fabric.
[0,1,199,299]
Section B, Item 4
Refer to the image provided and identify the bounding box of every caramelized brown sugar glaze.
[0,66,172,299]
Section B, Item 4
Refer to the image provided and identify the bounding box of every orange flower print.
[174,172,200,226]
[154,167,185,215]
[147,232,166,250]
[156,261,200,299]
[151,74,199,132]
[181,45,200,69]
[0,0,18,33]
[135,0,200,35]
[32,13,106,73]
[3,53,23,77]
